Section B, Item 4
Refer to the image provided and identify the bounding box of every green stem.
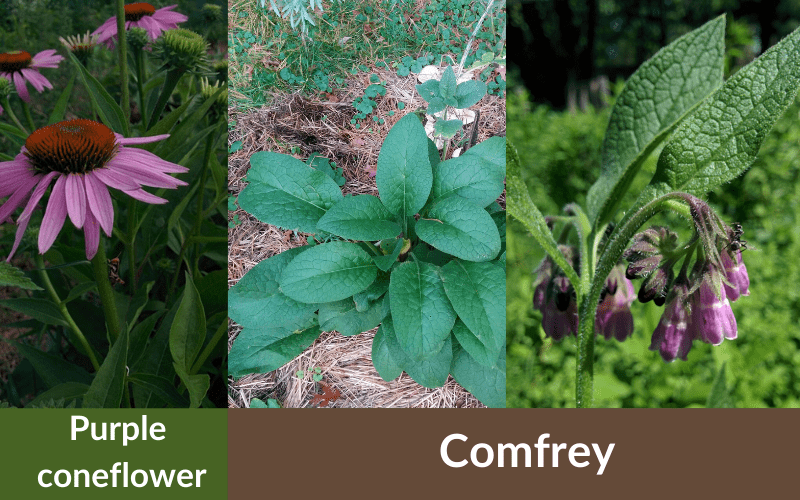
[1,96,29,134]
[188,235,228,244]
[35,255,101,371]
[575,190,690,407]
[193,134,215,274]
[91,237,122,343]
[134,48,148,129]
[190,321,226,375]
[126,200,137,291]
[149,69,183,126]
[115,0,131,123]
[21,101,36,132]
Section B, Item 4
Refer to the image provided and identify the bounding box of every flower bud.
[154,28,209,72]
[637,264,673,304]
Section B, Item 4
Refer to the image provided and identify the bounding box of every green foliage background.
[507,82,800,408]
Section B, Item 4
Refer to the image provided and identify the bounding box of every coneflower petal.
[64,173,87,228]
[39,175,68,253]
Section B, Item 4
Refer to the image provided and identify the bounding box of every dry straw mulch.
[228,66,505,408]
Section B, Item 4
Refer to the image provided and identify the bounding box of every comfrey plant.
[229,113,506,407]
[508,16,800,407]
[0,3,227,408]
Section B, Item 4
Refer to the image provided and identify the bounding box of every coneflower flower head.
[0,119,188,260]
[0,49,64,102]
[59,31,99,66]
[92,3,188,49]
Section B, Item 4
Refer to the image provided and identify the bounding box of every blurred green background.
[507,1,800,408]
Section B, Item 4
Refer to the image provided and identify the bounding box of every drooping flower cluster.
[0,119,188,260]
[625,196,750,361]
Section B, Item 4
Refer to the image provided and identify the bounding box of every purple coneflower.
[93,3,188,48]
[0,119,187,260]
[0,50,64,102]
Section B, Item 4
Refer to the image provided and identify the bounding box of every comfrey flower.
[92,3,188,48]
[649,280,694,362]
[0,119,188,260]
[533,246,579,340]
[595,265,636,341]
[0,49,64,102]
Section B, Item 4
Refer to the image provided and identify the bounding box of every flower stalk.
[115,0,131,123]
[91,236,122,343]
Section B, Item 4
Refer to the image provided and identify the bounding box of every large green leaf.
[238,152,343,232]
[0,262,41,290]
[26,382,89,408]
[404,333,453,389]
[173,364,209,409]
[376,114,432,218]
[451,320,494,368]
[169,273,206,374]
[0,298,67,326]
[451,344,506,408]
[389,260,456,360]
[438,66,458,107]
[652,24,800,195]
[68,52,128,135]
[83,329,128,408]
[12,342,93,389]
[228,247,317,331]
[441,261,505,364]
[317,194,401,241]
[228,325,322,378]
[432,136,506,207]
[127,373,189,407]
[454,79,487,109]
[586,15,726,227]
[371,318,406,382]
[280,241,377,304]
[506,142,581,287]
[417,196,500,262]
[318,294,389,337]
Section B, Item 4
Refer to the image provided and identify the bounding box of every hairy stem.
[92,237,122,343]
[115,0,130,123]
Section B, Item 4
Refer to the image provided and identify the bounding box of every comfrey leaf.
[376,114,432,218]
[652,24,800,195]
[587,15,726,227]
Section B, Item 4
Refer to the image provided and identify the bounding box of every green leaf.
[451,320,494,367]
[371,318,406,381]
[376,114,432,218]
[587,15,726,227]
[434,119,462,138]
[229,247,317,330]
[228,325,322,378]
[373,239,404,272]
[706,362,734,408]
[652,24,800,196]
[451,344,506,408]
[173,364,209,409]
[432,136,506,207]
[127,373,190,407]
[68,51,128,135]
[439,66,458,104]
[352,273,389,312]
[26,382,89,408]
[47,73,75,125]
[238,152,343,232]
[416,79,439,102]
[280,241,377,304]
[0,262,42,290]
[169,272,206,373]
[389,260,456,360]
[404,333,453,389]
[427,97,446,115]
[506,141,581,287]
[318,294,388,336]
[83,329,128,408]
[11,342,93,389]
[317,195,401,241]
[454,79,487,109]
[417,196,501,262]
[441,261,505,364]
[0,299,67,326]
[128,310,165,368]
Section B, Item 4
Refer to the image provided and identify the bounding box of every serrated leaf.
[652,24,800,196]
[451,344,506,408]
[317,195,401,240]
[377,114,432,218]
[318,294,388,337]
[441,261,505,363]
[280,241,377,304]
[417,196,501,262]
[83,329,128,408]
[169,272,206,373]
[587,15,726,227]
[432,136,506,207]
[434,119,463,138]
[229,247,317,330]
[454,79,487,109]
[389,260,456,360]
[0,262,42,290]
[238,152,343,232]
[506,141,581,287]
[228,325,321,378]
[371,317,406,381]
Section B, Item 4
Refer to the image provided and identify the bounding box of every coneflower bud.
[154,29,209,72]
